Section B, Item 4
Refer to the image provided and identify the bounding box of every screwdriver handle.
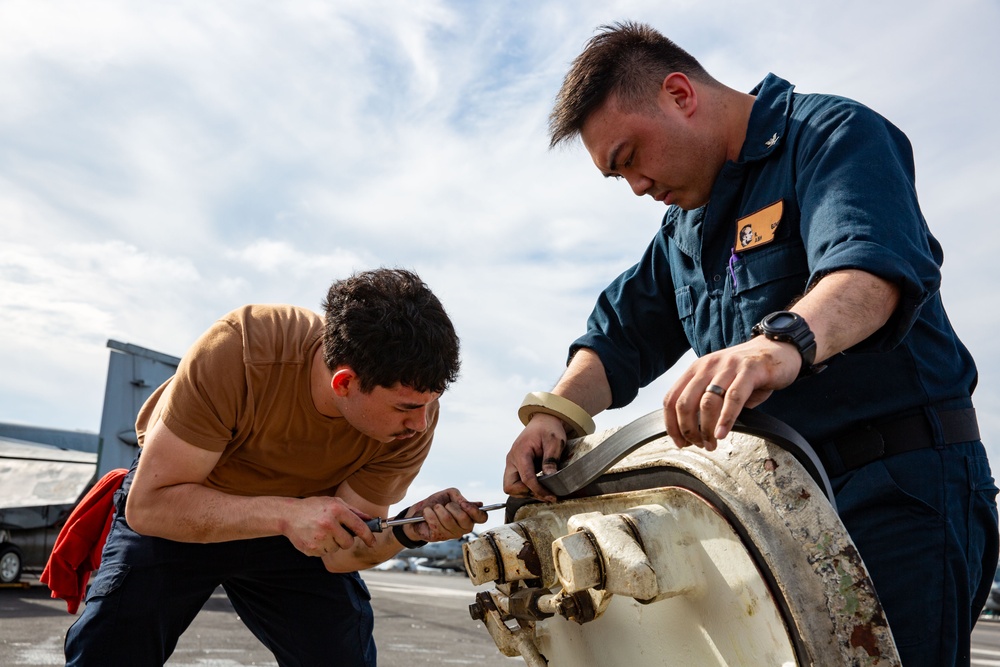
[357,515,423,533]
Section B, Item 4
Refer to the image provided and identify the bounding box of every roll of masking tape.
[517,391,596,438]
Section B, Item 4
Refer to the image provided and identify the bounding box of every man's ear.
[331,368,356,396]
[658,72,697,117]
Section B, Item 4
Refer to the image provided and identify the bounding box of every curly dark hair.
[549,21,714,148]
[321,268,460,394]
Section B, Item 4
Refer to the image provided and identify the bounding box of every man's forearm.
[127,484,411,571]
[125,482,293,543]
[793,269,900,362]
[321,527,410,572]
[553,347,614,416]
[127,482,389,564]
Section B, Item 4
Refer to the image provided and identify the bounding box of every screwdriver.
[363,502,506,533]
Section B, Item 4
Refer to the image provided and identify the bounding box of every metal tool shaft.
[365,502,506,533]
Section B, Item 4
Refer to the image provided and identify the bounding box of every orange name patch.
[735,200,783,251]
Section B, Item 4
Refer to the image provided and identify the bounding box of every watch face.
[757,310,820,375]
[766,311,798,330]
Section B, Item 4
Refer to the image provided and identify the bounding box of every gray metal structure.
[0,339,179,582]
[0,425,98,453]
[95,340,180,476]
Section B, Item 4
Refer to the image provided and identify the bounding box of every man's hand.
[663,270,901,450]
[502,349,612,502]
[663,335,803,451]
[502,413,567,502]
[403,488,489,543]
[281,496,377,557]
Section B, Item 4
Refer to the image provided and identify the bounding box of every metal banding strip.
[537,408,836,512]
[538,411,663,498]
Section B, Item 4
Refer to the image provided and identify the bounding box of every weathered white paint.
[464,426,900,667]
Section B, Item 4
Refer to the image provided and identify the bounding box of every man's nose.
[405,407,429,433]
[628,174,652,197]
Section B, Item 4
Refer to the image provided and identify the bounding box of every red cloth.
[40,468,128,614]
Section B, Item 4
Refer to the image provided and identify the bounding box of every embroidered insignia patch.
[735,200,783,251]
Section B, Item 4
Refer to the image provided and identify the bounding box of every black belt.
[820,407,980,476]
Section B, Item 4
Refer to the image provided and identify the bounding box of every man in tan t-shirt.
[65,268,485,667]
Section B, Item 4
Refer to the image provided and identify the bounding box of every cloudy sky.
[2,0,998,526]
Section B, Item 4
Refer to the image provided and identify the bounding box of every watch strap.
[392,507,428,549]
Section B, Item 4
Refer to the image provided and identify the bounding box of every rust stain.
[798,488,811,501]
[476,591,498,612]
[764,458,778,472]
[517,541,543,576]
[850,624,881,658]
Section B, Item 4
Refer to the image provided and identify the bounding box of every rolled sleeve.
[810,240,937,350]
[795,101,942,351]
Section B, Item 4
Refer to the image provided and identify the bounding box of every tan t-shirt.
[135,304,436,506]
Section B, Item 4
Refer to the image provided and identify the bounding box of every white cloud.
[224,239,370,277]
[1,0,998,497]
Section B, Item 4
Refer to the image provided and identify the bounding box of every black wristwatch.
[392,507,427,549]
[751,311,827,379]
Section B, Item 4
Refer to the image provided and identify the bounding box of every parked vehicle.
[0,542,23,584]
[0,439,96,583]
[0,339,179,585]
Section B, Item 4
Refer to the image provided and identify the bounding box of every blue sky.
[1,0,998,525]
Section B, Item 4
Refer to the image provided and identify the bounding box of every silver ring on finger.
[704,384,726,398]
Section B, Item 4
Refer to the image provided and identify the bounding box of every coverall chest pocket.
[731,241,810,326]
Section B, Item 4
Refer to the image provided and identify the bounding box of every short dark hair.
[321,268,460,394]
[549,21,713,148]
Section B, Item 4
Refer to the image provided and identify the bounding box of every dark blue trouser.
[833,440,998,667]
[64,469,376,667]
